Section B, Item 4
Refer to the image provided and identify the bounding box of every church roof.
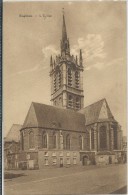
[22,102,85,132]
[5,124,22,142]
[79,98,117,126]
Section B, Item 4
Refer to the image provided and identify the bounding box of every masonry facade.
[5,13,125,170]
[50,14,84,111]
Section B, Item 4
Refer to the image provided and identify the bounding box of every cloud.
[85,57,124,71]
[68,2,73,5]
[10,45,59,77]
[42,45,59,58]
[71,34,107,62]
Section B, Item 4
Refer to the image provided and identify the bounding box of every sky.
[3,1,127,136]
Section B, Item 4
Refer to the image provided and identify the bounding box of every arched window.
[21,132,24,150]
[86,131,90,150]
[91,129,94,150]
[113,126,118,150]
[79,135,83,150]
[58,71,61,88]
[60,131,64,149]
[59,97,62,106]
[68,95,73,108]
[66,134,70,150]
[76,97,80,109]
[42,132,47,148]
[75,71,80,88]
[99,126,107,149]
[29,131,34,149]
[53,133,57,149]
[68,69,72,87]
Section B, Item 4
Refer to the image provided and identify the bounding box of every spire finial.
[62,8,67,41]
[62,8,65,15]
[61,9,70,56]
[79,49,83,66]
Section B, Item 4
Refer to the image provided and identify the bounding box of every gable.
[79,98,116,125]
[99,100,108,119]
[5,124,22,142]
[22,103,38,128]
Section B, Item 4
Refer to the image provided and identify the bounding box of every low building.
[4,124,22,169]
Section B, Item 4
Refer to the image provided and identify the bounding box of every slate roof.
[79,98,116,126]
[22,102,86,132]
[5,124,22,142]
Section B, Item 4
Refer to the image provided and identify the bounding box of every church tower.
[50,12,84,111]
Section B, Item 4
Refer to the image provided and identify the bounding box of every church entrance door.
[60,158,63,167]
[82,155,89,166]
[109,156,112,164]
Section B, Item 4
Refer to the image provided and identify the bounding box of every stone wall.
[21,127,88,152]
[38,150,81,169]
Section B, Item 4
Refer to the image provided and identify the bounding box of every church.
[5,13,124,170]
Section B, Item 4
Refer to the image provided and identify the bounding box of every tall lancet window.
[21,132,24,150]
[79,135,83,150]
[75,71,80,88]
[53,132,57,149]
[68,69,72,87]
[60,131,64,149]
[91,129,95,150]
[29,130,34,149]
[42,132,48,148]
[66,134,70,150]
[99,126,107,149]
[113,127,118,150]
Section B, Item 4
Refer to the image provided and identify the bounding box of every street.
[4,164,127,195]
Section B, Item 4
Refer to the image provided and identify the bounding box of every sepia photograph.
[3,1,127,194]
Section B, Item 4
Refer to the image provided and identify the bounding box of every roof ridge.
[83,98,106,109]
[32,101,84,115]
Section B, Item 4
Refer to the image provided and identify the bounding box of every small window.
[67,158,70,165]
[73,158,77,165]
[44,152,48,156]
[52,152,56,157]
[73,152,77,157]
[66,152,70,157]
[27,154,30,160]
[44,158,49,165]
[60,152,63,157]
[52,158,57,165]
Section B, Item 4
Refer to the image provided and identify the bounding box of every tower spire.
[79,49,83,66]
[62,8,67,42]
[61,8,70,56]
[50,55,53,72]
